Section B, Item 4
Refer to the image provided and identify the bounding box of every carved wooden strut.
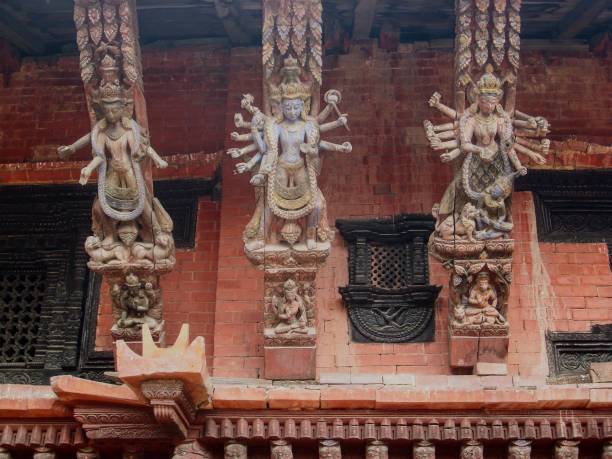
[59,0,175,341]
[424,0,550,374]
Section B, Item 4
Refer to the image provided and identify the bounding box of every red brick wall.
[0,44,229,162]
[212,42,612,379]
[0,41,610,379]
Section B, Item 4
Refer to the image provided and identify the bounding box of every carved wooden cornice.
[72,406,172,441]
[0,423,85,448]
[198,411,612,443]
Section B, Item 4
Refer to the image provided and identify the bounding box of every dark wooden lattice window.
[336,215,441,343]
[0,179,217,384]
[516,169,612,380]
[0,271,45,365]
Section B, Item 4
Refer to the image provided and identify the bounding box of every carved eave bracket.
[52,324,211,442]
[116,324,212,408]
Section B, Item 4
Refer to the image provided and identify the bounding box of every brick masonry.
[0,41,610,379]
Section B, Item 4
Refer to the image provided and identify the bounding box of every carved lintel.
[555,440,579,459]
[224,441,247,459]
[73,406,171,441]
[508,440,531,459]
[413,441,435,459]
[319,440,341,459]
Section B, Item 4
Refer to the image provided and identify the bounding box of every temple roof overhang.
[0,0,610,57]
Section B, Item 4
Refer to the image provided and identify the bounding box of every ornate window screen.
[0,271,45,366]
[336,215,441,343]
[515,170,612,379]
[0,179,217,384]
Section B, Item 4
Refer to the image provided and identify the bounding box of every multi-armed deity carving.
[424,0,549,373]
[228,0,351,379]
[229,58,350,262]
[59,0,174,340]
[229,0,350,265]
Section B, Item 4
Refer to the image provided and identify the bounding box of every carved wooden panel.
[516,169,612,266]
[336,215,441,343]
[0,178,216,384]
[547,325,612,378]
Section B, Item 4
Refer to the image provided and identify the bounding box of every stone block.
[212,386,267,409]
[477,335,509,373]
[382,374,416,386]
[51,375,146,406]
[268,387,320,409]
[319,372,351,384]
[449,335,478,368]
[264,346,316,380]
[590,362,612,383]
[475,362,508,376]
[320,386,376,409]
[350,373,383,384]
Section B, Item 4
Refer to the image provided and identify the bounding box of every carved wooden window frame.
[0,178,217,384]
[336,215,441,343]
[516,169,612,379]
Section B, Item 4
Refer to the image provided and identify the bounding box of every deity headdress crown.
[100,54,119,72]
[283,279,298,292]
[95,54,127,104]
[477,64,503,97]
[125,273,140,287]
[98,81,126,103]
[279,56,310,101]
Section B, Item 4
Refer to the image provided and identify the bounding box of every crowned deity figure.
[58,54,175,271]
[229,57,351,258]
[427,64,544,243]
[453,272,507,328]
[271,279,309,335]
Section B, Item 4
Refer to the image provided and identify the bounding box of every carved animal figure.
[434,203,478,241]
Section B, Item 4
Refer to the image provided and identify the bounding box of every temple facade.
[0,0,611,457]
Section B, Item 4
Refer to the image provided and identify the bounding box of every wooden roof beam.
[557,0,608,39]
[213,0,253,46]
[352,0,378,40]
[0,3,47,55]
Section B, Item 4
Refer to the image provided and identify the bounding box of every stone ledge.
[1,382,611,418]
[209,384,612,411]
[51,375,147,407]
[0,384,72,418]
